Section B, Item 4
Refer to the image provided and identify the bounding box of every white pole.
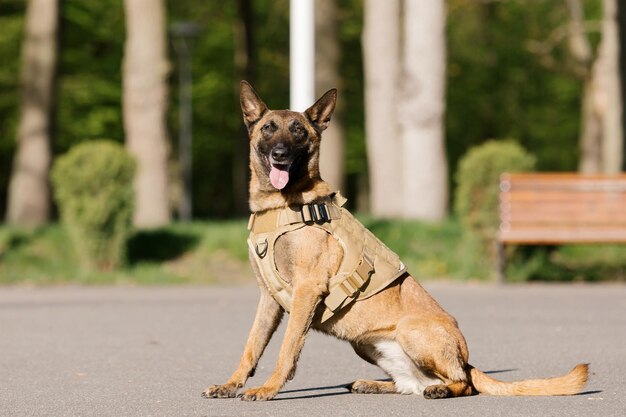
[290,0,315,111]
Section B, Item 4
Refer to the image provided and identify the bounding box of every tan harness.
[247,193,407,322]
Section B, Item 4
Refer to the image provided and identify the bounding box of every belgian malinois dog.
[203,81,589,401]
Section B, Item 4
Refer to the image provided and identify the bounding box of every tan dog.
[203,81,589,401]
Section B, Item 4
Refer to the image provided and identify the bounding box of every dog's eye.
[261,121,276,139]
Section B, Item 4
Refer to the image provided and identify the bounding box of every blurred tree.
[399,0,448,221]
[335,0,366,211]
[364,0,448,220]
[233,0,256,215]
[0,3,24,219]
[316,0,346,192]
[563,0,623,173]
[171,21,200,221]
[5,0,58,227]
[446,0,597,178]
[55,0,125,152]
[564,0,602,172]
[620,1,626,171]
[595,0,622,173]
[362,0,402,217]
[123,0,171,227]
[1,0,608,220]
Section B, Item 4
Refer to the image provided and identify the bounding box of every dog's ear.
[240,80,268,129]
[305,88,337,132]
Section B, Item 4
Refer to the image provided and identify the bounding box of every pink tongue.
[270,165,289,190]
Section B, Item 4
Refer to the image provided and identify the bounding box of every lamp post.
[290,0,315,111]
[171,22,200,221]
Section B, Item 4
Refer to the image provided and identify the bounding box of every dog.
[202,81,589,401]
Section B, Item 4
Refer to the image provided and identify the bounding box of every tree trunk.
[362,0,402,217]
[6,0,58,227]
[233,0,256,215]
[578,77,604,173]
[565,0,602,173]
[315,0,345,192]
[576,0,623,173]
[618,0,626,171]
[398,0,448,220]
[123,0,171,227]
[598,0,622,173]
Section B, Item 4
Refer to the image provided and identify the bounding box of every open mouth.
[265,156,291,190]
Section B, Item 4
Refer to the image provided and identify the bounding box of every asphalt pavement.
[1,282,625,417]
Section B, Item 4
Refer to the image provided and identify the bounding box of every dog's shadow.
[273,383,354,400]
[272,372,602,400]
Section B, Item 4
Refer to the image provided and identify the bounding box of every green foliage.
[362,217,464,279]
[0,0,604,219]
[446,0,601,190]
[0,2,25,218]
[455,140,536,238]
[454,140,536,277]
[51,140,135,271]
[2,218,624,285]
[56,0,125,152]
[0,221,250,285]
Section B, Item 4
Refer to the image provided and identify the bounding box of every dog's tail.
[468,363,589,396]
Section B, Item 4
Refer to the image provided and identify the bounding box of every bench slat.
[497,173,626,280]
[498,173,626,244]
[501,211,626,224]
[501,172,626,184]
[501,192,626,203]
[499,228,626,244]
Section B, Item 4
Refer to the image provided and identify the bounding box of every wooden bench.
[497,173,626,282]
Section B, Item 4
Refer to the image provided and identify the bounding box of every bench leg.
[496,241,506,283]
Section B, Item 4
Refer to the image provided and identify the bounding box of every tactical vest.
[247,193,407,322]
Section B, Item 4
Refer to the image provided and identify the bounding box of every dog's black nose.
[271,146,289,162]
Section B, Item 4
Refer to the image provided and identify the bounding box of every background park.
[2,1,626,416]
[1,0,626,284]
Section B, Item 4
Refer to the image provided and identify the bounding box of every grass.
[0,221,250,285]
[361,217,469,279]
[1,218,625,285]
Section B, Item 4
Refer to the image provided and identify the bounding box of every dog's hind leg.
[396,316,473,399]
[350,379,397,394]
[348,342,397,394]
[349,340,443,395]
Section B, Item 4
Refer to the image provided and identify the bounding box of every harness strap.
[322,250,375,318]
[320,250,407,323]
[247,191,406,322]
[248,196,343,234]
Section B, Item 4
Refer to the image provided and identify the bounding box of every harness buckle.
[301,203,331,223]
[317,203,329,222]
[255,238,268,258]
[309,204,318,222]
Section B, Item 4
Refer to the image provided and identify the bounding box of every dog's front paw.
[202,383,240,399]
[240,386,278,401]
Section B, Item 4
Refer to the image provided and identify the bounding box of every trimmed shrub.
[52,140,136,271]
[454,140,536,277]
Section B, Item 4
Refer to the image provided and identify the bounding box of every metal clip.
[255,238,268,258]
[309,204,318,222]
[318,204,329,222]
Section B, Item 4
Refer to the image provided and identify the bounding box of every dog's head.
[240,80,337,192]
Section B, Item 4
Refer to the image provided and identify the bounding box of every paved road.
[1,282,625,417]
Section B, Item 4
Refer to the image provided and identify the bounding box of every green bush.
[52,140,136,271]
[454,140,536,277]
